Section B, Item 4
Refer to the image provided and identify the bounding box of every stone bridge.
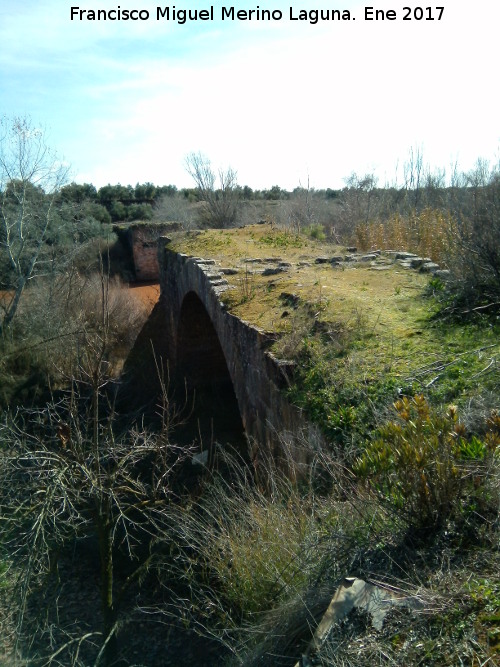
[124,237,318,463]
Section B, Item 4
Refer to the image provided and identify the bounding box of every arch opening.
[176,291,245,455]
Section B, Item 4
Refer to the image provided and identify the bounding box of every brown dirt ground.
[127,282,160,314]
[0,290,14,305]
[1,284,159,312]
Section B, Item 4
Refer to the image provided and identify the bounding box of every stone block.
[420,262,440,273]
[263,266,287,276]
[434,269,451,280]
[395,251,418,260]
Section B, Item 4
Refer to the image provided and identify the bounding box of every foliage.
[303,223,326,241]
[446,165,500,314]
[166,447,386,634]
[285,322,403,454]
[198,483,312,618]
[354,395,500,534]
[258,231,304,249]
[0,272,149,408]
[60,181,167,223]
[57,183,112,225]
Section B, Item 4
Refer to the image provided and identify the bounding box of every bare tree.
[337,172,378,237]
[288,176,316,234]
[451,160,500,302]
[185,151,239,228]
[0,116,69,335]
[153,191,196,229]
[403,145,425,211]
[1,397,189,666]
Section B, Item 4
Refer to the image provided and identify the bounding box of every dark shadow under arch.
[176,291,245,453]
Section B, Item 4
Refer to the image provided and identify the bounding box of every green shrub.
[303,223,326,241]
[258,231,303,248]
[209,492,312,616]
[287,338,401,453]
[354,395,499,535]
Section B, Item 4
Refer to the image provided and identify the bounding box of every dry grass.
[165,443,499,667]
[355,208,457,265]
[171,224,428,333]
[169,223,465,386]
[0,273,150,405]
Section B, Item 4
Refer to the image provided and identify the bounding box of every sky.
[1,0,499,190]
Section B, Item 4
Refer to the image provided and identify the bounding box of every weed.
[427,276,445,293]
[168,450,328,625]
[237,262,256,303]
[258,231,303,249]
[0,558,8,589]
[303,223,326,241]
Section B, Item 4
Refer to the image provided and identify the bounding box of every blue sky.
[1,0,498,189]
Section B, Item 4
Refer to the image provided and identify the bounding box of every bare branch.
[185,151,239,228]
[0,116,70,334]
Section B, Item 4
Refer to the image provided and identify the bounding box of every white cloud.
[3,0,499,188]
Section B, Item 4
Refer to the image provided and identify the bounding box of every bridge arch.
[177,291,232,392]
[123,243,322,468]
[176,290,246,453]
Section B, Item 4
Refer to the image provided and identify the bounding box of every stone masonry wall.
[128,223,182,281]
[153,239,323,469]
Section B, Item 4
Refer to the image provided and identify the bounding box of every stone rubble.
[220,250,450,279]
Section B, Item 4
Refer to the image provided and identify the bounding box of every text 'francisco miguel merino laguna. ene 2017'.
[70,6,355,24]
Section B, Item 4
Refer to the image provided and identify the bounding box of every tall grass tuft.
[355,207,457,265]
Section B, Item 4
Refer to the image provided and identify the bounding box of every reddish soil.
[0,290,14,305]
[127,282,160,314]
[1,284,160,320]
